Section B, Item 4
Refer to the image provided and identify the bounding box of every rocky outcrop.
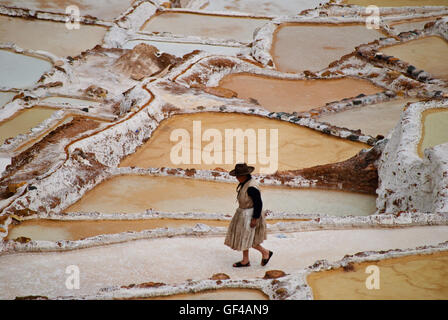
[264,270,287,279]
[210,273,230,280]
[113,43,179,81]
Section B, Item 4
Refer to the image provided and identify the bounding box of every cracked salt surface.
[0,226,447,299]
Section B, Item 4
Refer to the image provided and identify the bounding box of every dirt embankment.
[275,140,385,194]
[0,117,100,199]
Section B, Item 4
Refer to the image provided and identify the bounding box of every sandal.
[261,251,273,266]
[233,261,251,268]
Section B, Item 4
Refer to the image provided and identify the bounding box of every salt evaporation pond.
[0,91,15,107]
[0,15,107,57]
[39,97,102,107]
[307,251,448,300]
[6,217,303,241]
[119,112,368,173]
[2,226,447,299]
[388,18,438,33]
[218,73,383,113]
[343,0,448,6]
[272,23,384,73]
[381,36,448,80]
[123,40,242,57]
[0,49,52,88]
[202,0,325,16]
[0,0,136,21]
[148,289,268,300]
[65,175,377,216]
[141,12,269,43]
[418,108,448,157]
[0,107,56,145]
[317,98,419,137]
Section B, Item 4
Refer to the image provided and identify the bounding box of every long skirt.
[224,207,267,251]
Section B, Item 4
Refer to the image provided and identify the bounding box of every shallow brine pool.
[0,49,52,89]
[418,108,448,157]
[218,73,383,113]
[307,251,448,299]
[141,12,269,43]
[119,112,369,174]
[65,175,377,216]
[271,23,384,73]
[381,36,448,81]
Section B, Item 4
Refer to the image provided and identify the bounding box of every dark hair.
[236,174,252,193]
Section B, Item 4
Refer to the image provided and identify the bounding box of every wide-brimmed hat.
[229,163,255,176]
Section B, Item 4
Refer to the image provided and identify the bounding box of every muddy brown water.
[0,107,56,145]
[418,108,448,157]
[0,15,108,57]
[141,12,270,43]
[119,112,369,174]
[64,175,377,216]
[307,251,448,299]
[218,73,384,113]
[381,36,448,81]
[271,23,384,73]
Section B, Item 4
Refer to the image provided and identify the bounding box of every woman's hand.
[250,218,258,228]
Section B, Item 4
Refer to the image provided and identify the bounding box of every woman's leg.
[252,244,270,259]
[242,249,250,264]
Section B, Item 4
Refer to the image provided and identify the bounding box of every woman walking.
[224,163,273,267]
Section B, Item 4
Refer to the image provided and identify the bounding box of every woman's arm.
[247,186,262,220]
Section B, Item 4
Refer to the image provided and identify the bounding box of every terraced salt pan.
[12,113,107,153]
[202,0,325,16]
[381,36,448,80]
[0,0,136,21]
[272,23,384,73]
[418,108,448,157]
[307,251,448,299]
[123,39,242,57]
[342,0,448,6]
[317,98,419,137]
[64,175,376,216]
[0,49,52,89]
[39,97,102,107]
[1,226,447,299]
[388,18,438,34]
[140,12,269,43]
[218,73,383,113]
[119,112,369,173]
[0,15,107,57]
[0,106,56,145]
[0,91,14,107]
[6,218,302,241]
[148,289,268,300]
